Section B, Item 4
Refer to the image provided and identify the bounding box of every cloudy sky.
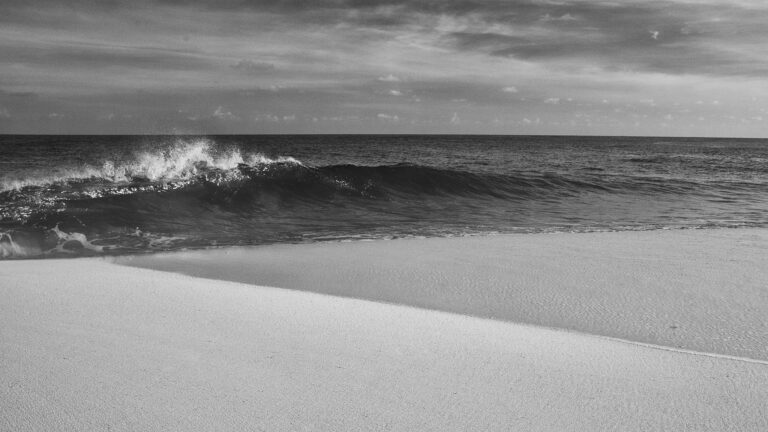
[1,0,768,136]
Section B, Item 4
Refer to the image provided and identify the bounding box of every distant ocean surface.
[1,135,767,259]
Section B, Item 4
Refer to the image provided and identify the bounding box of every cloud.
[254,114,281,122]
[1,42,212,72]
[231,59,276,74]
[3,0,768,135]
[213,106,238,120]
[378,74,401,82]
[0,108,9,119]
[377,113,399,121]
[540,13,578,22]
[440,1,768,77]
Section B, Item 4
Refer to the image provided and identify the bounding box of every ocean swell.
[1,138,766,259]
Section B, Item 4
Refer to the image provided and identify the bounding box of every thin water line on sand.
[587,333,768,366]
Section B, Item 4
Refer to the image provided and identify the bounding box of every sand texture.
[121,228,768,361]
[1,229,767,430]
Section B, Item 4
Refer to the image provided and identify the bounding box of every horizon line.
[1,133,766,140]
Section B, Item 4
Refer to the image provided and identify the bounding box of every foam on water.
[0,231,34,258]
[0,225,105,258]
[0,138,302,191]
[1,135,768,259]
[100,140,301,183]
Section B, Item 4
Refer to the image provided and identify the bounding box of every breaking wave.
[1,140,302,191]
[2,138,767,259]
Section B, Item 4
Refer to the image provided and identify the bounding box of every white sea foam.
[50,225,104,254]
[0,139,303,191]
[0,231,35,258]
[0,226,107,258]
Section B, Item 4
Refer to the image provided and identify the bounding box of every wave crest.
[0,139,303,191]
[100,140,302,183]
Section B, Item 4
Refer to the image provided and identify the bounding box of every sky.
[2,0,768,136]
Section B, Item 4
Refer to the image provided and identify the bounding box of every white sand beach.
[2,229,768,430]
[121,228,768,361]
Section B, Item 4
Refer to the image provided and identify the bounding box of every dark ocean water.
[1,135,767,259]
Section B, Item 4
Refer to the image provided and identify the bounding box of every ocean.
[1,134,767,259]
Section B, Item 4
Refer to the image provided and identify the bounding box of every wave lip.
[99,142,302,184]
[0,139,304,192]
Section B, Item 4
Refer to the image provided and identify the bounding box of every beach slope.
[2,232,768,430]
[121,228,768,361]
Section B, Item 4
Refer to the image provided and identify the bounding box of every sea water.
[2,134,767,258]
